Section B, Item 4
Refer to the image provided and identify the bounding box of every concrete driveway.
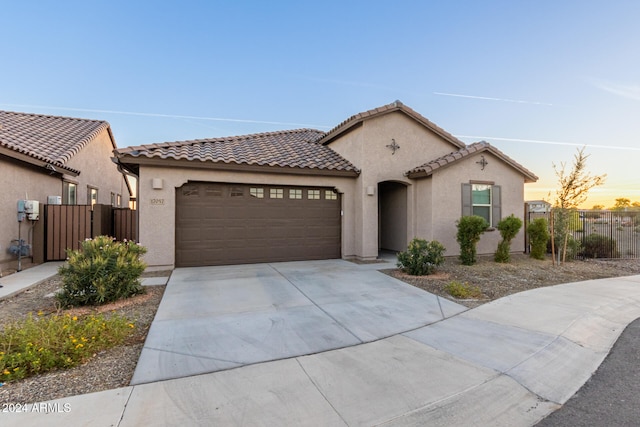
[131,259,467,384]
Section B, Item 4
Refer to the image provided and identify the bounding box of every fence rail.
[525,208,639,260]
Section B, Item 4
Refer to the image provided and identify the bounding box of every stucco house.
[0,110,132,270]
[114,101,537,269]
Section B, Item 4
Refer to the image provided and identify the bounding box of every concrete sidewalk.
[2,265,640,426]
[0,262,63,299]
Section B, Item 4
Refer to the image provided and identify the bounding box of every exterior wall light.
[152,178,164,190]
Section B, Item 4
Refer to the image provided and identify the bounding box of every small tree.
[456,215,489,265]
[494,214,523,263]
[396,238,446,275]
[551,147,605,264]
[527,217,550,260]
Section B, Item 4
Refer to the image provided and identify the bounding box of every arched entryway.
[378,181,408,252]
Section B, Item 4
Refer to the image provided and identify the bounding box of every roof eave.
[0,145,80,176]
[406,144,539,182]
[116,155,360,178]
[318,102,466,149]
[483,145,539,183]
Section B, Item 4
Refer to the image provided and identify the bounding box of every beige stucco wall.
[0,159,61,266]
[137,165,356,268]
[1,128,130,268]
[65,129,131,206]
[427,151,527,256]
[326,111,465,259]
[134,111,534,268]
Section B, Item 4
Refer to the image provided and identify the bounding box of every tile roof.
[115,129,360,175]
[407,141,539,182]
[316,100,466,149]
[0,110,112,175]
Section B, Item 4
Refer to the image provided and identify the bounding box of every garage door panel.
[176,183,341,267]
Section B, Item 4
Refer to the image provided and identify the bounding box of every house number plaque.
[150,198,165,205]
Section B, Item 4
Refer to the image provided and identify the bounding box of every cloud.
[589,79,640,101]
[0,103,331,129]
[455,135,640,151]
[433,92,553,106]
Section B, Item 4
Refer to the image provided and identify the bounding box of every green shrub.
[1,312,134,382]
[527,218,550,260]
[57,236,147,307]
[396,238,446,276]
[494,214,523,263]
[444,281,483,299]
[550,233,581,261]
[581,233,619,258]
[456,215,489,265]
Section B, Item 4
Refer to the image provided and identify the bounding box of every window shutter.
[461,183,472,216]
[492,185,502,226]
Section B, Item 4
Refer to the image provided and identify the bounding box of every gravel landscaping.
[2,256,640,405]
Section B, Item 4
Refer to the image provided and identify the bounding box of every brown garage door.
[175,182,341,267]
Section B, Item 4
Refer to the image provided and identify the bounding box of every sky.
[1,0,639,208]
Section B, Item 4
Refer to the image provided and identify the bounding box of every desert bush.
[444,281,483,299]
[57,236,147,307]
[456,215,489,265]
[1,312,134,382]
[494,214,523,263]
[527,218,550,260]
[549,233,581,261]
[396,238,445,276]
[581,233,619,258]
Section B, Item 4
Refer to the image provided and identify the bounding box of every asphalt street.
[537,317,640,426]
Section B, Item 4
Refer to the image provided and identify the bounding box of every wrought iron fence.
[525,209,639,260]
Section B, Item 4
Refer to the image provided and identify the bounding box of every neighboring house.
[527,200,552,213]
[114,101,538,269]
[0,110,132,269]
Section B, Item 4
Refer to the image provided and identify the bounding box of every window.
[289,189,302,199]
[229,187,244,197]
[308,189,320,200]
[111,192,116,207]
[270,188,283,199]
[62,181,77,205]
[183,185,199,197]
[117,194,122,207]
[472,184,491,224]
[325,190,337,200]
[204,185,222,197]
[462,183,501,227]
[250,187,264,198]
[88,186,98,208]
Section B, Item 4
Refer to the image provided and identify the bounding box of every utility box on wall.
[17,200,40,221]
[24,200,40,220]
[47,195,62,205]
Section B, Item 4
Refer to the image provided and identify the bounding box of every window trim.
[462,182,501,227]
[250,187,264,198]
[270,188,284,199]
[62,181,77,205]
[87,186,98,208]
[308,189,320,200]
[325,190,338,200]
